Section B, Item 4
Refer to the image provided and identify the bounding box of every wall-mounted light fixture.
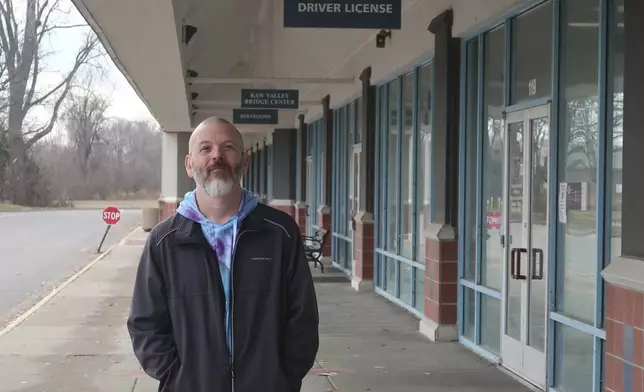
[182,24,197,44]
[376,29,391,48]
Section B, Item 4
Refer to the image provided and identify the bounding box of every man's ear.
[185,154,194,178]
[241,150,250,173]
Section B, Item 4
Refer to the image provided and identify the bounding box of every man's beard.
[192,159,242,198]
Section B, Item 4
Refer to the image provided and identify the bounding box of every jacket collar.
[174,204,268,245]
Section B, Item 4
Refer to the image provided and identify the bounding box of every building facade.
[73,0,642,391]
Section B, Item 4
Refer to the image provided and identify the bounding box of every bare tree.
[0,0,101,205]
[63,70,111,179]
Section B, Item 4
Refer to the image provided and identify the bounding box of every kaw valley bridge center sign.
[231,1,401,125]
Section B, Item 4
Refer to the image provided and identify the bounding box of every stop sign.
[102,206,121,225]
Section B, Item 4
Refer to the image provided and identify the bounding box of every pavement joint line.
[0,225,142,340]
[316,359,341,391]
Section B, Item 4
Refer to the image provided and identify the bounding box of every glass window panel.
[348,104,355,145]
[463,287,475,341]
[510,1,553,104]
[482,26,505,291]
[609,0,624,262]
[387,80,400,252]
[401,73,414,260]
[480,295,501,355]
[379,87,388,248]
[416,63,432,263]
[414,267,425,313]
[400,262,412,305]
[386,257,397,296]
[356,97,363,144]
[556,0,600,325]
[554,323,594,392]
[464,37,479,281]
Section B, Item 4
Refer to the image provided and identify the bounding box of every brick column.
[318,206,332,258]
[601,1,644,390]
[353,212,374,290]
[419,9,460,342]
[352,66,377,291]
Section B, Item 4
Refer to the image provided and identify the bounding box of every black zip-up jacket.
[126,203,320,392]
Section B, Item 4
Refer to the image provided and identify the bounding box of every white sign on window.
[528,79,537,96]
[558,182,568,224]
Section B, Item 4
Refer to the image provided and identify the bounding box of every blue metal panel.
[375,248,426,270]
[382,84,389,259]
[332,233,353,242]
[549,312,606,340]
[375,89,381,287]
[594,1,609,391]
[396,76,403,299]
[375,287,424,319]
[457,37,469,338]
[475,34,485,286]
[458,336,501,364]
[505,97,552,114]
[596,0,609,329]
[459,279,504,301]
[504,19,512,107]
[410,67,420,307]
[547,0,561,388]
[412,68,419,261]
[474,31,485,343]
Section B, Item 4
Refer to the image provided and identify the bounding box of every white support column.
[161,131,179,204]
[160,131,193,219]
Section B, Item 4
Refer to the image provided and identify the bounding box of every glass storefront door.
[501,104,550,389]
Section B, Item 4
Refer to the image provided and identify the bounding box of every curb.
[0,226,142,340]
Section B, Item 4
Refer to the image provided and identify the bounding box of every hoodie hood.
[176,187,259,270]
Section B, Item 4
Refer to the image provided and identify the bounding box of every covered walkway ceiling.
[71,0,516,134]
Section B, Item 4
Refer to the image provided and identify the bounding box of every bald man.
[127,117,319,392]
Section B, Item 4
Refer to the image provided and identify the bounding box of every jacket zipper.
[229,229,256,392]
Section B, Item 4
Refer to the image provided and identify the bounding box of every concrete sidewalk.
[0,228,532,392]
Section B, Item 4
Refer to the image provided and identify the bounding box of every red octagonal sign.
[102,206,121,225]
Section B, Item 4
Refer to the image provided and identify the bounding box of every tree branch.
[26,34,98,109]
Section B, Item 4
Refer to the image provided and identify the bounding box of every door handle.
[305,205,310,216]
[532,248,544,280]
[510,248,527,280]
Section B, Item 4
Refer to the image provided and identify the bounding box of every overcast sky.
[30,0,155,127]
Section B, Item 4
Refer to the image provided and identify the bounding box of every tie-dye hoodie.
[176,188,259,356]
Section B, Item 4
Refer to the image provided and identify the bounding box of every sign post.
[98,206,121,253]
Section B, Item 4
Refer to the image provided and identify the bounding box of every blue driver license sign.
[283,0,402,29]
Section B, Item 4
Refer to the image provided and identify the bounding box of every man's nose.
[210,145,225,160]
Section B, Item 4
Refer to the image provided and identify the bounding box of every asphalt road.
[0,209,141,327]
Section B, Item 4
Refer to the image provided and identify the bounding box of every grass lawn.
[71,199,158,210]
[0,203,32,212]
[0,199,157,212]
